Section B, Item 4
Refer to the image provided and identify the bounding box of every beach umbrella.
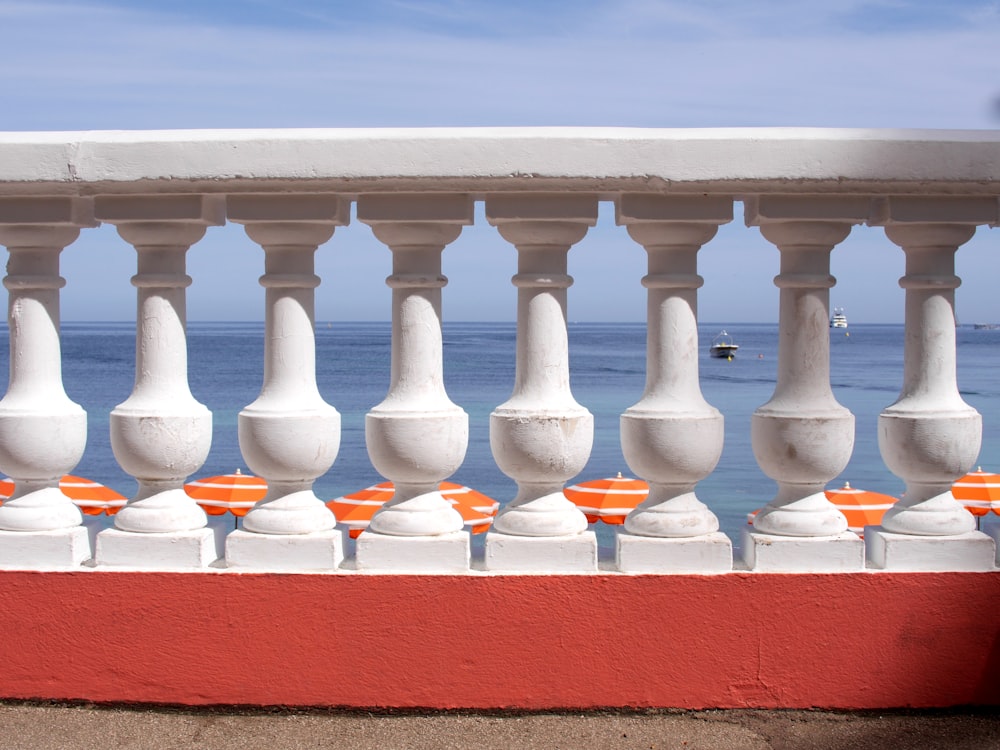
[747,482,897,537]
[0,474,127,515]
[184,469,268,518]
[824,482,897,535]
[563,472,649,525]
[952,468,1000,522]
[326,481,499,538]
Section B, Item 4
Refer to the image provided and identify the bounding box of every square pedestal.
[0,526,91,569]
[484,531,598,573]
[95,527,218,570]
[355,531,469,573]
[742,529,864,572]
[616,531,732,574]
[226,529,344,571]
[865,527,996,571]
[989,525,1000,567]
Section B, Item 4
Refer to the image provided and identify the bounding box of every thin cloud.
[2,0,999,131]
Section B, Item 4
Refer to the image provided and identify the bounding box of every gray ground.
[0,703,998,750]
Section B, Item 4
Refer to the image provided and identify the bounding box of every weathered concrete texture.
[0,704,998,750]
[3,128,1000,196]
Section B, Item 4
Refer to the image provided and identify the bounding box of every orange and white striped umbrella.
[0,474,127,516]
[184,469,268,517]
[747,482,897,536]
[952,467,1000,518]
[563,473,649,525]
[824,482,897,535]
[326,481,499,538]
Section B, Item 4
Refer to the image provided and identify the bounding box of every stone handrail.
[2,127,1000,195]
[0,127,997,574]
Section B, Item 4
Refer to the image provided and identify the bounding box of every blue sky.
[2,0,999,322]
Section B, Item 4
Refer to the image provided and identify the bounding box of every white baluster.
[355,194,472,572]
[743,197,869,572]
[0,198,95,567]
[484,194,598,572]
[614,195,733,573]
[866,197,997,570]
[224,195,347,570]
[94,195,222,569]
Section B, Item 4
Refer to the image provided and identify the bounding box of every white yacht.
[830,308,848,329]
[710,330,739,359]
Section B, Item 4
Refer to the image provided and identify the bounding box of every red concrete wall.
[0,571,997,710]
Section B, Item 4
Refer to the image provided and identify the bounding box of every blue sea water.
[5,321,1000,551]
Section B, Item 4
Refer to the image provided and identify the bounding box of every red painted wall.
[0,571,997,710]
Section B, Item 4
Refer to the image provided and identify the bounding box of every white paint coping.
[0,128,998,193]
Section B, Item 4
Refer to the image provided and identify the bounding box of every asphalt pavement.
[1,703,999,749]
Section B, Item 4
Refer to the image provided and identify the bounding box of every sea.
[5,321,1000,554]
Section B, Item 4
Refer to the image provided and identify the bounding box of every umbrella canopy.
[326,481,499,538]
[0,474,127,516]
[748,482,897,536]
[952,467,1000,518]
[563,473,649,525]
[184,469,268,517]
[824,482,897,535]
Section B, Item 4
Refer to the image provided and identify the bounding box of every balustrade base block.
[742,529,864,572]
[616,531,732,573]
[225,529,345,571]
[0,527,91,569]
[989,525,1000,567]
[484,531,598,572]
[865,527,996,571]
[355,531,469,573]
[95,528,218,569]
[0,570,998,710]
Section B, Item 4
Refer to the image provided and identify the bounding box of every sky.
[1,0,999,323]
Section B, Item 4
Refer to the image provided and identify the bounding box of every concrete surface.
[8,572,999,710]
[0,703,998,749]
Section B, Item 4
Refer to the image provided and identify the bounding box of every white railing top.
[1,127,999,196]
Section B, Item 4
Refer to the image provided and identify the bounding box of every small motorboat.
[710,330,739,359]
[830,307,848,328]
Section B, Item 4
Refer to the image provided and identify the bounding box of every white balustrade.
[94,195,223,569]
[743,197,871,572]
[614,195,733,573]
[0,129,995,574]
[355,194,472,572]
[484,194,598,572]
[0,198,94,567]
[224,195,347,570]
[866,197,998,571]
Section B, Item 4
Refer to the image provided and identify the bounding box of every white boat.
[710,330,739,359]
[830,307,848,328]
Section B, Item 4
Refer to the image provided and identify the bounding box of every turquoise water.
[5,321,1000,550]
